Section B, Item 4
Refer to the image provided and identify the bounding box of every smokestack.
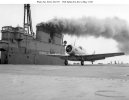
[37,17,129,54]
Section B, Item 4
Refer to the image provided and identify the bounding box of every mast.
[24,4,34,36]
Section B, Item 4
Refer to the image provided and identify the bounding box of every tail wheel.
[81,61,84,66]
[64,60,68,65]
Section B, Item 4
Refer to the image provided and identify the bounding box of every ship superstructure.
[0,4,65,64]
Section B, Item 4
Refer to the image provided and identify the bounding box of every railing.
[1,26,27,34]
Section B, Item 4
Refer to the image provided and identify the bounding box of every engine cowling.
[66,45,73,55]
[66,45,86,55]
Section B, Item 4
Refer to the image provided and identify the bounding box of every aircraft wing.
[46,52,125,61]
[79,52,125,61]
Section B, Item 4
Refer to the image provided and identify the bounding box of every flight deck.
[0,64,129,100]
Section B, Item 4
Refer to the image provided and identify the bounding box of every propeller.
[66,45,72,53]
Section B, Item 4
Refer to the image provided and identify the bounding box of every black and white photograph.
[0,0,129,100]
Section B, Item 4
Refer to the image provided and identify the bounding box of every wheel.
[81,61,84,66]
[64,60,68,65]
[91,61,94,64]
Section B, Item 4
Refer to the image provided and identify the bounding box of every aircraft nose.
[66,45,72,53]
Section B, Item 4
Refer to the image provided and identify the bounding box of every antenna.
[73,36,78,46]
[93,50,95,55]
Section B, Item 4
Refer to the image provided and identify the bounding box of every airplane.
[47,44,125,66]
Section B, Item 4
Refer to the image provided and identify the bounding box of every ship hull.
[3,53,64,65]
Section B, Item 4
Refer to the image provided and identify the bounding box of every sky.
[0,4,129,64]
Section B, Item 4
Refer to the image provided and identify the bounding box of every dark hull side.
[10,54,64,65]
[1,52,64,65]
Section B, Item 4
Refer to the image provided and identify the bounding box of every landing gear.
[91,61,94,64]
[81,60,84,66]
[64,60,68,65]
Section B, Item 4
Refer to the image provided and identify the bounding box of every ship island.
[0,4,66,65]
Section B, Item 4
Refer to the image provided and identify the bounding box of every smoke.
[37,17,129,54]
